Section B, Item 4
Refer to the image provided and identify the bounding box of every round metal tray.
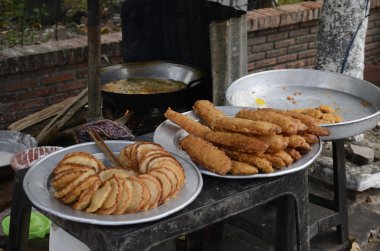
[23,141,203,226]
[226,69,380,140]
[154,106,322,179]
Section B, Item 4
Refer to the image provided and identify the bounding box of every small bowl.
[10,146,63,171]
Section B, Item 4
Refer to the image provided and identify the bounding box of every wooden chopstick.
[88,129,126,168]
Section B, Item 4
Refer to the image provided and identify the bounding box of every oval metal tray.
[154,106,322,179]
[226,69,380,140]
[23,141,203,226]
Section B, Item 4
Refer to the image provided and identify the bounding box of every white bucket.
[49,224,90,251]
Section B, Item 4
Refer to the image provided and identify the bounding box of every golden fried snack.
[86,180,112,213]
[291,108,323,119]
[288,135,312,152]
[96,177,122,215]
[61,175,101,204]
[164,107,211,137]
[58,152,105,172]
[148,169,172,204]
[203,131,268,154]
[301,133,319,144]
[255,135,289,153]
[114,178,133,214]
[124,176,150,213]
[180,135,232,175]
[236,109,298,135]
[273,151,294,166]
[99,168,137,181]
[213,117,282,136]
[285,148,302,161]
[193,100,225,125]
[138,174,162,209]
[72,180,102,210]
[54,170,96,198]
[257,153,286,169]
[230,161,259,175]
[266,109,330,136]
[222,148,273,173]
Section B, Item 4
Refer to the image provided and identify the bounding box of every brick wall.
[1,1,380,129]
[247,0,380,73]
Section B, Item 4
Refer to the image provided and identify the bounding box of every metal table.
[9,135,311,251]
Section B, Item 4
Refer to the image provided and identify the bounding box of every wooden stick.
[88,129,126,168]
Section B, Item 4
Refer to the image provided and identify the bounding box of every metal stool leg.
[332,139,349,243]
[9,168,32,251]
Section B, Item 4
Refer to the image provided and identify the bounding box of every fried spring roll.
[180,135,232,175]
[230,161,259,175]
[288,135,312,152]
[255,135,289,153]
[273,151,294,166]
[213,117,282,136]
[285,148,302,161]
[164,108,211,137]
[203,131,269,154]
[193,100,225,125]
[236,109,298,135]
[222,148,274,173]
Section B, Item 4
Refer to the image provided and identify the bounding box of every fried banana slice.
[203,131,268,154]
[138,174,162,210]
[124,176,150,213]
[230,161,259,175]
[222,148,274,173]
[72,180,101,210]
[98,168,137,182]
[59,151,105,172]
[180,135,232,175]
[86,180,112,213]
[61,174,101,204]
[164,107,211,137]
[96,176,122,215]
[193,100,225,125]
[114,178,133,215]
[301,133,319,144]
[148,169,172,204]
[155,167,178,200]
[236,109,298,135]
[51,171,84,191]
[54,170,95,198]
[53,163,95,175]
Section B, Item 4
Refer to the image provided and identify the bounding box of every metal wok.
[100,61,205,110]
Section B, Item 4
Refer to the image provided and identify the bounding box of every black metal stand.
[309,139,349,245]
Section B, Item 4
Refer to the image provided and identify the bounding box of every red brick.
[42,72,75,84]
[11,98,45,112]
[308,41,317,49]
[278,53,298,63]
[296,34,316,43]
[366,36,374,44]
[4,79,38,92]
[298,49,316,59]
[275,38,296,48]
[248,52,266,62]
[366,27,380,35]
[288,44,309,53]
[248,62,255,72]
[0,94,17,103]
[20,87,55,99]
[248,36,267,46]
[267,31,289,42]
[56,79,87,92]
[289,28,309,37]
[252,42,274,52]
[273,64,287,70]
[266,48,288,58]
[254,58,277,69]
[373,34,380,42]
[286,60,307,68]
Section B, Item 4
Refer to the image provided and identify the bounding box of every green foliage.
[278,0,303,5]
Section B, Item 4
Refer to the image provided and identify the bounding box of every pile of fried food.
[164,100,331,176]
[50,142,185,215]
[292,105,343,124]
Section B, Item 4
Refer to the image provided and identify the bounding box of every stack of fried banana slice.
[51,142,185,215]
[165,100,330,176]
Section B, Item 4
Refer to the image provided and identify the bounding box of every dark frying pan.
[100,61,205,110]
